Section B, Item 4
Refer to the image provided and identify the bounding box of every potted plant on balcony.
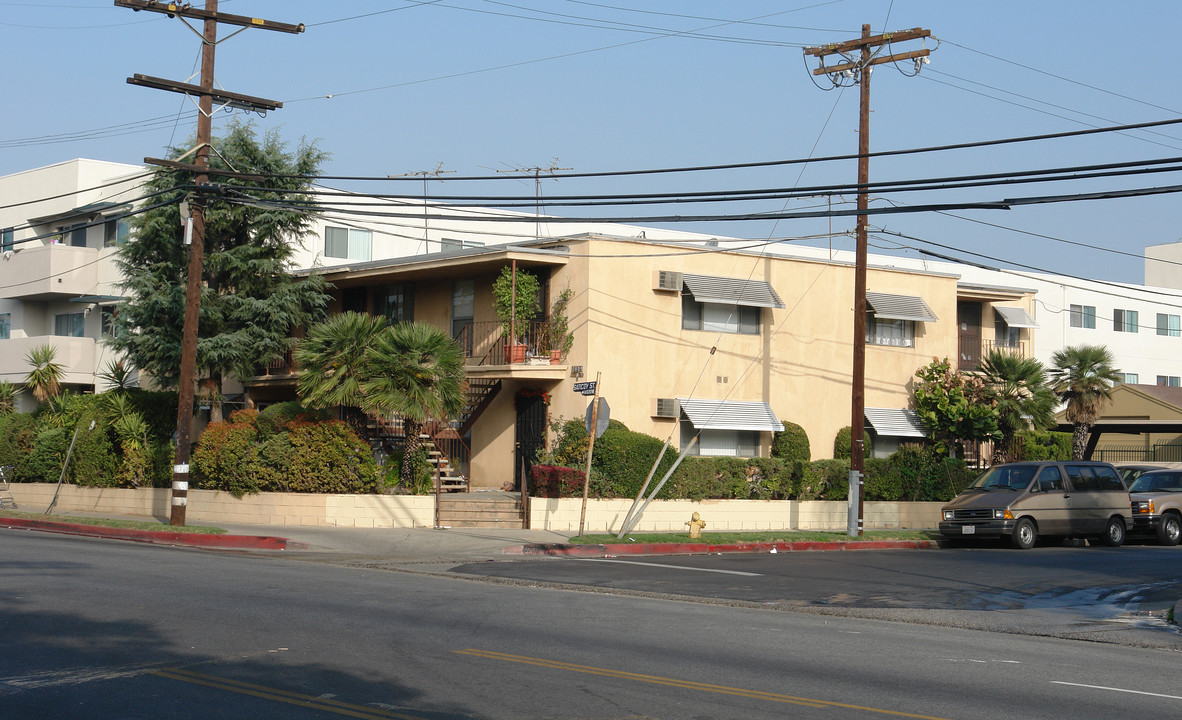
[544,287,574,363]
[492,265,540,364]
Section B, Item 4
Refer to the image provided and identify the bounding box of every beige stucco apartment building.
[246,234,1038,488]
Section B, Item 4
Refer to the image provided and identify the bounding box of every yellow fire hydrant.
[685,511,706,540]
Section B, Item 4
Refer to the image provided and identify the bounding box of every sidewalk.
[0,509,934,562]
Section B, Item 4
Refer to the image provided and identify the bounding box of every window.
[452,280,475,354]
[104,218,132,248]
[677,398,781,458]
[61,223,87,248]
[1116,373,1139,384]
[1157,313,1181,337]
[682,294,761,334]
[54,312,85,337]
[866,313,914,347]
[1158,375,1182,387]
[1069,304,1096,329]
[994,316,1021,349]
[374,283,414,324]
[1113,309,1139,333]
[324,226,371,261]
[0,313,9,340]
[101,306,120,337]
[1036,466,1064,492]
[1,228,12,253]
[438,238,484,252]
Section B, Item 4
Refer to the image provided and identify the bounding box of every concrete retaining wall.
[4,483,942,532]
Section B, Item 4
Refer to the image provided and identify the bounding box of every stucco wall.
[4,484,942,533]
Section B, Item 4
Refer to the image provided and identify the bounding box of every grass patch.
[0,509,227,535]
[568,529,936,545]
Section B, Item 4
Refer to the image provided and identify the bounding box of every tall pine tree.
[110,121,330,419]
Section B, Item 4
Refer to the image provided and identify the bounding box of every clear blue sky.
[4,1,1182,284]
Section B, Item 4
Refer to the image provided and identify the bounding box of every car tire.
[1011,518,1037,549]
[1099,517,1126,547]
[1156,513,1181,547]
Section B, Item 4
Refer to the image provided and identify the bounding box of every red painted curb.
[0,517,303,550]
[522,539,933,557]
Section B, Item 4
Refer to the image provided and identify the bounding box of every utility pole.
[804,25,932,536]
[117,0,303,525]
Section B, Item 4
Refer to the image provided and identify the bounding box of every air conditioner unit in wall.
[651,398,679,418]
[653,270,683,292]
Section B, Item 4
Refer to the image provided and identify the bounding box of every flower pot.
[549,350,563,364]
[509,344,528,364]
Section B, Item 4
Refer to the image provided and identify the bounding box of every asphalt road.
[4,528,1182,719]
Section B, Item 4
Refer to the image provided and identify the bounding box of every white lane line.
[1051,681,1182,701]
[576,558,760,576]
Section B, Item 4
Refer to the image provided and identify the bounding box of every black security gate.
[515,390,548,489]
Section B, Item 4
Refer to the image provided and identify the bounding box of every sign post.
[578,373,604,536]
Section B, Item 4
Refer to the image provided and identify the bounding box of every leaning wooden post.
[578,372,602,536]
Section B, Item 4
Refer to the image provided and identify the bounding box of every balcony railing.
[959,337,1028,371]
[454,320,551,365]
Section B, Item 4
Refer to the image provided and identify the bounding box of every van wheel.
[1157,513,1181,546]
[1099,517,1126,547]
[1011,518,1037,549]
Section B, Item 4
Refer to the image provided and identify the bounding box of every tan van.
[939,461,1131,549]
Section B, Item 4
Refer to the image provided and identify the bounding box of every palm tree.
[24,344,64,404]
[363,322,465,486]
[978,350,1056,463]
[1048,345,1121,460]
[294,312,388,410]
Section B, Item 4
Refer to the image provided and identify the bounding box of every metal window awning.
[678,398,784,432]
[994,306,1038,328]
[682,274,785,309]
[29,201,130,226]
[865,291,938,323]
[865,408,927,438]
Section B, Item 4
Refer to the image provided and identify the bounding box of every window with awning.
[681,274,784,336]
[865,291,937,348]
[678,398,784,458]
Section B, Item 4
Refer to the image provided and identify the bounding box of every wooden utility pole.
[804,26,932,536]
[116,0,302,525]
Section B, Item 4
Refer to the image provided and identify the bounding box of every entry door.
[957,302,982,371]
[515,392,548,490]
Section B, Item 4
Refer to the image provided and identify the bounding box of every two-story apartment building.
[246,234,1019,487]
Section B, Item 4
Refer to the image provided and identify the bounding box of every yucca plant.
[0,380,17,414]
[97,359,138,392]
[24,344,64,404]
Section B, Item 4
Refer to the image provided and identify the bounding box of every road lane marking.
[152,668,427,720]
[576,558,761,576]
[1051,681,1182,701]
[455,649,952,719]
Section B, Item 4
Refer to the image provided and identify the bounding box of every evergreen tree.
[109,121,330,418]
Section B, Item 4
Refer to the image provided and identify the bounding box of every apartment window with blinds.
[1116,373,1139,384]
[1159,375,1182,387]
[866,314,915,347]
[324,226,372,261]
[1114,309,1139,333]
[1157,313,1181,337]
[682,294,761,335]
[1069,304,1096,329]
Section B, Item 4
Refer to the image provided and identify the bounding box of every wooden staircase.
[436,491,525,528]
[422,434,468,492]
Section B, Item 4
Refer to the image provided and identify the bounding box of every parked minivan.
[939,461,1131,549]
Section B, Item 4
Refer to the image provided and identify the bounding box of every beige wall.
[5,483,941,532]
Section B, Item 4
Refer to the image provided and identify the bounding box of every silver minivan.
[939,461,1132,549]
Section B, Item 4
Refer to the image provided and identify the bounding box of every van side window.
[1092,466,1125,491]
[1036,466,1064,492]
[1065,465,1099,491]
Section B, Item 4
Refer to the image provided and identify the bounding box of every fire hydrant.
[685,511,706,540]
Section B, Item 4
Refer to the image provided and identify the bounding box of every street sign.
[572,381,597,396]
[585,397,610,438]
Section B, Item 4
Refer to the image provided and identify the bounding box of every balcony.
[959,337,1028,371]
[0,244,99,300]
[0,335,97,386]
[455,320,568,381]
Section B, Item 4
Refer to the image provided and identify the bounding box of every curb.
[521,539,934,557]
[0,516,304,551]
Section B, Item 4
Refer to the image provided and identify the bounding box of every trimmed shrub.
[69,420,118,487]
[799,458,850,501]
[257,401,330,438]
[772,421,811,464]
[529,464,587,498]
[1016,430,1072,461]
[25,428,70,484]
[591,427,677,498]
[191,421,262,497]
[0,412,37,477]
[833,426,852,459]
[125,389,180,441]
[285,421,380,494]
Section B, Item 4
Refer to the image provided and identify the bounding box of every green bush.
[591,427,677,498]
[799,459,850,501]
[1017,430,1072,461]
[772,421,811,464]
[0,412,37,477]
[257,401,330,438]
[69,420,118,487]
[833,426,852,459]
[24,428,70,484]
[384,447,432,494]
[125,389,180,441]
[191,421,262,497]
[285,421,380,494]
[666,456,797,500]
[529,464,587,498]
